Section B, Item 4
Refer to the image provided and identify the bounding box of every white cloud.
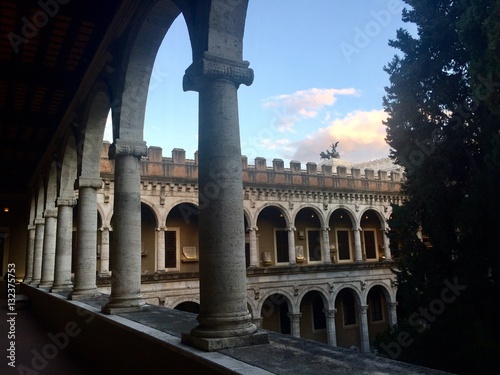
[290,109,390,163]
[262,87,359,132]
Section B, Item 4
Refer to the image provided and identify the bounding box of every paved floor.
[0,297,97,375]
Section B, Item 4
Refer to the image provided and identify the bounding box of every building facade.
[90,142,402,351]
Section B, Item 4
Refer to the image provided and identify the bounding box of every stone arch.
[328,206,357,227]
[291,204,326,228]
[79,81,111,178]
[141,202,158,273]
[140,199,161,228]
[44,162,58,211]
[333,285,363,307]
[58,135,78,199]
[257,289,296,314]
[166,295,200,309]
[259,291,294,335]
[363,281,395,304]
[112,1,182,140]
[174,301,200,314]
[334,286,364,349]
[255,203,291,227]
[358,207,386,229]
[164,199,199,227]
[299,289,330,343]
[297,286,331,310]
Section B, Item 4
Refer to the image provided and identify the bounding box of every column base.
[38,281,53,289]
[68,289,100,301]
[101,295,146,315]
[30,280,40,287]
[50,283,73,293]
[181,330,269,352]
[23,278,32,283]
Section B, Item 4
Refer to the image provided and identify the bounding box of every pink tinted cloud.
[263,88,359,132]
[290,109,390,163]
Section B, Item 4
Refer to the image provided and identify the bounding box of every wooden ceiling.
[0,0,122,202]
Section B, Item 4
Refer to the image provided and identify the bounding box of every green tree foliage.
[378,0,500,373]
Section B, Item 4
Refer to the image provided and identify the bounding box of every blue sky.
[105,0,415,165]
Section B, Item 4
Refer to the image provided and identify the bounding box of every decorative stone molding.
[109,139,147,160]
[56,197,77,207]
[323,309,337,318]
[77,177,103,189]
[34,218,45,225]
[43,208,58,218]
[183,52,254,91]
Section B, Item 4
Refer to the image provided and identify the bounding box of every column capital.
[34,218,45,225]
[388,302,398,309]
[360,305,369,314]
[156,226,166,232]
[352,226,362,232]
[56,197,77,207]
[183,52,254,92]
[287,226,296,232]
[99,226,111,232]
[43,208,58,218]
[322,309,337,318]
[287,312,302,322]
[109,139,147,160]
[27,224,36,231]
[322,227,330,231]
[77,177,102,189]
[248,226,258,232]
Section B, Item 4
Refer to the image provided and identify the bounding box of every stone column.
[382,228,392,261]
[39,209,58,289]
[69,177,101,300]
[248,226,259,268]
[388,302,398,327]
[31,218,45,286]
[287,226,297,265]
[180,53,267,351]
[353,227,363,262]
[156,226,166,272]
[23,225,36,283]
[52,198,76,292]
[359,305,371,353]
[102,140,146,314]
[322,227,332,264]
[288,312,302,338]
[98,226,111,276]
[323,309,337,346]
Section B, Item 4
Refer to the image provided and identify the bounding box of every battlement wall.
[100,142,401,193]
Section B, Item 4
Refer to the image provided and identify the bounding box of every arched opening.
[175,301,200,314]
[256,206,288,265]
[329,209,355,263]
[335,288,361,349]
[261,293,291,334]
[294,207,322,264]
[360,209,384,261]
[166,203,199,272]
[299,290,327,343]
[141,203,157,274]
[367,286,390,345]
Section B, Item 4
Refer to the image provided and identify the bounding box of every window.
[275,229,289,263]
[342,292,357,326]
[369,290,384,322]
[363,230,378,261]
[307,229,322,262]
[165,230,178,268]
[312,294,326,330]
[336,229,351,262]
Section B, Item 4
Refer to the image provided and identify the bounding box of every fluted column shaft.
[24,225,36,283]
[353,227,363,262]
[52,198,76,291]
[322,227,331,264]
[98,226,111,276]
[156,226,166,272]
[287,227,296,265]
[69,178,101,300]
[31,218,45,286]
[39,209,58,288]
[388,302,398,327]
[382,228,392,261]
[288,313,302,338]
[248,227,258,267]
[102,140,146,314]
[324,309,337,346]
[359,305,371,353]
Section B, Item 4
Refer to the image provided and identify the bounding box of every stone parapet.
[100,143,402,194]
